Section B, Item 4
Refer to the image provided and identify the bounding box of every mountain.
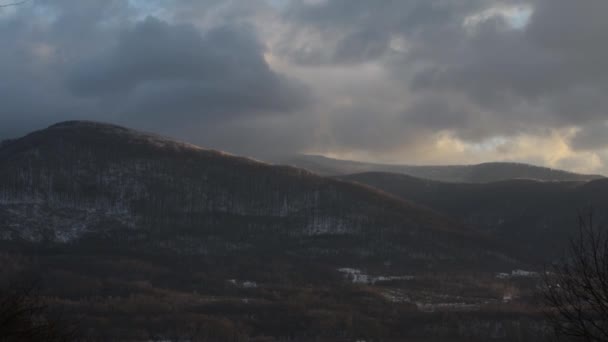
[0,121,513,271]
[0,122,553,341]
[277,154,603,183]
[339,172,608,260]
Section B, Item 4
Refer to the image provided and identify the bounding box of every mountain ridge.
[276,154,604,183]
[338,171,608,260]
[0,121,557,340]
[0,121,516,271]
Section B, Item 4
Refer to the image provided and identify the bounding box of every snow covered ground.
[496,269,539,279]
[337,267,415,285]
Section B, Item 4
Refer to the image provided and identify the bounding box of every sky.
[1,0,608,174]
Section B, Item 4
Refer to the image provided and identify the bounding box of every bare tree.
[543,212,608,341]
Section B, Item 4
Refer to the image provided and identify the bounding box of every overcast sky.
[1,0,608,173]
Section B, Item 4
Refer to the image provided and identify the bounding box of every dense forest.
[340,172,608,261]
[0,122,516,272]
[0,247,550,341]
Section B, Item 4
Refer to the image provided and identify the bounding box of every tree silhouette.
[544,212,608,341]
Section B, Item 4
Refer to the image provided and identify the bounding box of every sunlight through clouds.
[464,4,533,30]
[1,0,608,174]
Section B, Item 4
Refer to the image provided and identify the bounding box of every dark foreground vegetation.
[543,213,608,342]
[0,242,552,342]
[0,273,75,341]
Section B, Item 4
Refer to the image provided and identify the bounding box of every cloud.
[404,0,608,131]
[570,123,608,151]
[67,17,311,121]
[278,0,489,65]
[0,0,311,155]
[267,0,608,173]
[2,0,608,173]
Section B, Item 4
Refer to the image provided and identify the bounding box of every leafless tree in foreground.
[544,212,608,341]
[0,279,75,341]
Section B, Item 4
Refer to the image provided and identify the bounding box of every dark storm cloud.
[407,0,608,128]
[409,3,608,107]
[279,0,489,65]
[279,0,608,151]
[571,124,608,151]
[3,0,608,170]
[68,17,310,118]
[332,29,390,64]
[411,5,608,160]
[0,0,310,153]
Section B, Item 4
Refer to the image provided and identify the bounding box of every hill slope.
[0,122,556,341]
[339,172,608,259]
[278,154,603,183]
[0,121,514,271]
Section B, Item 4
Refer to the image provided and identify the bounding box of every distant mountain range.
[0,121,582,340]
[0,121,512,271]
[277,154,604,183]
[339,172,608,260]
[2,121,599,265]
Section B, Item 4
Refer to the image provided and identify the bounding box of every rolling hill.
[0,122,556,341]
[278,154,603,183]
[339,172,608,260]
[0,121,514,271]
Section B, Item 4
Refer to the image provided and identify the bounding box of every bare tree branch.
[543,210,608,341]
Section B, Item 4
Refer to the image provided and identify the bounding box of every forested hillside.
[340,172,607,260]
[0,121,513,271]
[0,122,554,341]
